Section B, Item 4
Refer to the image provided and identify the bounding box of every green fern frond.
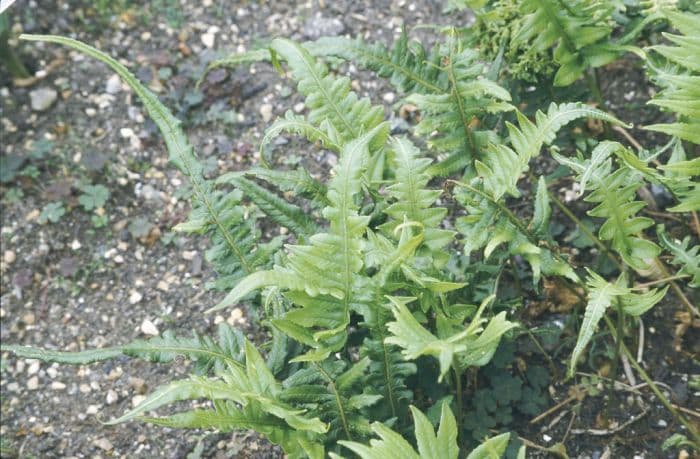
[308,30,444,94]
[553,142,661,270]
[281,358,381,442]
[454,184,578,283]
[569,270,668,376]
[645,10,700,144]
[478,102,627,200]
[212,125,388,357]
[271,38,385,147]
[260,111,342,156]
[658,226,700,288]
[513,0,627,86]
[308,30,513,177]
[385,296,517,382]
[380,137,455,256]
[236,167,329,207]
[337,403,511,459]
[216,174,317,237]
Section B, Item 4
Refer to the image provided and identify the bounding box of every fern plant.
[4,5,700,457]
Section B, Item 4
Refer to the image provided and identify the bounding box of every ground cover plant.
[1,1,699,457]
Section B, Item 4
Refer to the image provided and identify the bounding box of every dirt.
[0,1,697,458]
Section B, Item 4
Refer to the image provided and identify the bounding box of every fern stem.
[452,364,464,443]
[379,333,399,418]
[315,362,352,441]
[602,315,700,445]
[445,49,477,157]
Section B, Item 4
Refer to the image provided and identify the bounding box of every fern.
[553,141,661,271]
[271,38,385,148]
[385,296,517,382]
[215,174,317,238]
[212,125,388,356]
[645,10,700,144]
[336,403,513,459]
[658,226,700,288]
[380,137,455,263]
[478,102,627,200]
[282,358,380,443]
[569,270,668,376]
[513,0,628,86]
[309,30,513,176]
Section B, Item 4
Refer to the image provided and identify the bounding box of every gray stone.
[29,87,58,112]
[303,16,345,40]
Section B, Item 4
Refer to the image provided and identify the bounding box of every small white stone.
[93,438,113,451]
[657,419,667,427]
[106,389,119,405]
[105,74,122,94]
[3,250,16,264]
[85,107,97,117]
[293,102,305,113]
[27,376,39,390]
[156,280,169,292]
[46,367,58,378]
[132,395,147,407]
[542,434,552,442]
[182,250,197,261]
[120,127,135,139]
[27,361,40,375]
[51,381,66,390]
[80,383,91,394]
[382,92,396,103]
[71,239,82,250]
[29,87,57,111]
[114,255,125,264]
[259,103,273,122]
[140,318,159,336]
[201,32,216,48]
[129,290,143,304]
[86,404,99,415]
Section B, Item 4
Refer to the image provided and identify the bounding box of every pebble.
[114,255,125,264]
[201,32,216,48]
[86,404,99,415]
[46,367,58,378]
[22,313,36,325]
[293,102,305,113]
[140,318,159,336]
[657,419,667,427]
[27,361,40,375]
[51,381,66,390]
[182,250,197,261]
[129,290,143,304]
[29,87,58,111]
[382,92,396,103]
[80,383,91,394]
[93,438,113,451]
[27,376,39,390]
[3,250,16,264]
[106,389,119,405]
[132,395,147,407]
[156,280,169,292]
[105,74,122,94]
[70,239,82,250]
[259,103,273,122]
